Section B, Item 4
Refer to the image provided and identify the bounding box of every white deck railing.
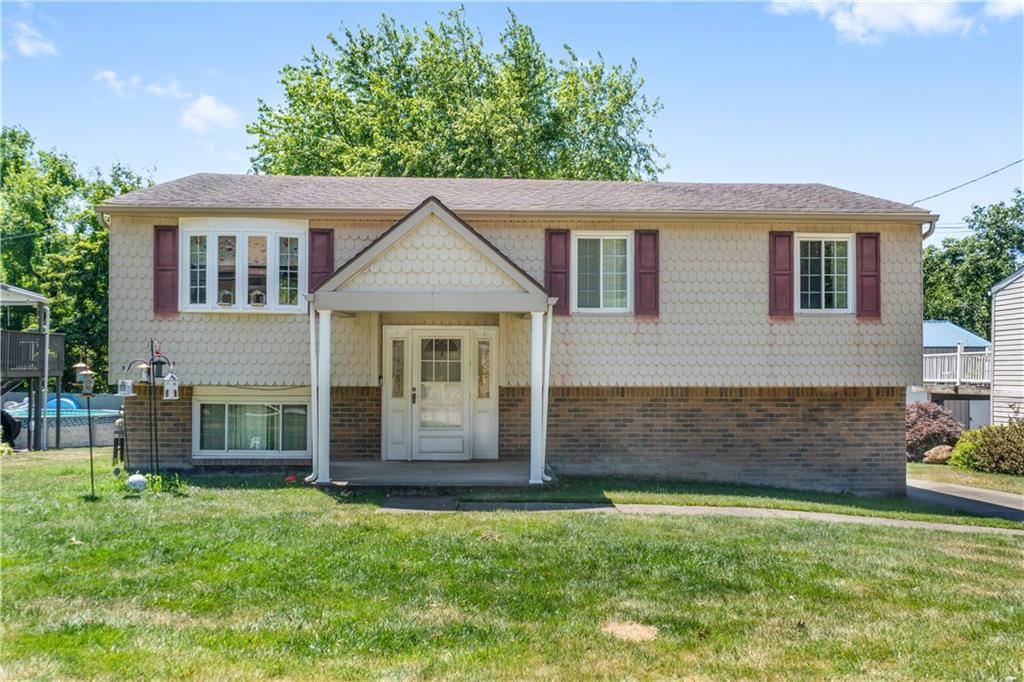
[923,343,991,385]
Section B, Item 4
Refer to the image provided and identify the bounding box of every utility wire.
[0,227,57,241]
[911,159,1023,205]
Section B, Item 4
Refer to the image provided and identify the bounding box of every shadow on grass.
[458,476,1019,523]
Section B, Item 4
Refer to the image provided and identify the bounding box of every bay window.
[179,218,308,312]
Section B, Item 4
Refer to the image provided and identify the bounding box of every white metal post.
[316,310,332,484]
[305,308,319,483]
[529,311,544,484]
[955,341,963,386]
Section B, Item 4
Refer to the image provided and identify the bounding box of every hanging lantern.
[117,379,135,397]
[80,369,96,397]
[72,361,89,383]
[162,372,180,401]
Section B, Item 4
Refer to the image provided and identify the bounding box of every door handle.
[411,386,417,405]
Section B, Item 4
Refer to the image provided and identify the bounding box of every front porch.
[330,459,531,487]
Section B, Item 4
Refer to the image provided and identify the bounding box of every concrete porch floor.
[329,460,532,487]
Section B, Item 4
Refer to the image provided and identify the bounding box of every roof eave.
[96,203,939,223]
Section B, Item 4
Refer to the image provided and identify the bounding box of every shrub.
[906,402,963,461]
[0,442,13,458]
[950,421,1024,476]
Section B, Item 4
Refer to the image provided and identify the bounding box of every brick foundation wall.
[500,386,906,496]
[329,387,381,460]
[122,384,193,470]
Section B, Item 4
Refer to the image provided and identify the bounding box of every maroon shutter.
[545,229,570,316]
[768,231,794,317]
[634,230,659,316]
[308,228,334,291]
[856,232,881,318]
[153,225,179,314]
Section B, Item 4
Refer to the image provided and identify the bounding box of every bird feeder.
[162,371,180,401]
[80,369,96,398]
[117,379,135,397]
[72,360,89,383]
[151,356,168,380]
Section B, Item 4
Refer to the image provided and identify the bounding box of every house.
[909,320,991,429]
[99,174,938,495]
[991,266,1024,425]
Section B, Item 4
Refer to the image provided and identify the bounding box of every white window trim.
[179,218,309,314]
[794,233,856,315]
[570,231,634,314]
[192,396,310,459]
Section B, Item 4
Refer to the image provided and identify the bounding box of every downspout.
[921,221,936,241]
[541,300,555,482]
[305,303,319,483]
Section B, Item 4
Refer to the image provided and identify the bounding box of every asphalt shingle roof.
[101,173,934,217]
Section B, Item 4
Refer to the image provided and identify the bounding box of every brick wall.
[329,387,381,460]
[500,386,906,496]
[122,384,192,470]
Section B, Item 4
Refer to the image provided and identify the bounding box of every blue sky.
[3,1,1022,245]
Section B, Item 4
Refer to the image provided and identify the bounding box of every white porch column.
[305,307,319,483]
[316,310,332,484]
[529,310,545,484]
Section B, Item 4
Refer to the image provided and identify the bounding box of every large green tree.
[923,189,1024,338]
[248,9,664,180]
[1,126,150,386]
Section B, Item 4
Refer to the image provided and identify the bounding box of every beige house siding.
[108,213,922,388]
[992,274,1024,424]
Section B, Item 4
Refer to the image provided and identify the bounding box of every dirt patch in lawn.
[602,620,658,642]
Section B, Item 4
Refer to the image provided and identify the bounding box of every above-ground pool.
[5,407,121,419]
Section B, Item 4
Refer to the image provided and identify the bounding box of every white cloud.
[769,1,975,42]
[180,95,241,133]
[93,69,139,95]
[145,79,190,99]
[13,21,56,57]
[984,0,1024,19]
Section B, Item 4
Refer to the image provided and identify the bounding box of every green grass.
[907,462,1024,495]
[3,449,1023,680]
[461,475,1024,530]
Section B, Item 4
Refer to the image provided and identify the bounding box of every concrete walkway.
[907,479,1024,522]
[378,496,1024,536]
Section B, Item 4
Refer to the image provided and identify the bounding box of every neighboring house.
[908,320,991,429]
[99,175,938,495]
[991,266,1024,425]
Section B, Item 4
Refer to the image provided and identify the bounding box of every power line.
[911,159,1023,205]
[0,227,57,242]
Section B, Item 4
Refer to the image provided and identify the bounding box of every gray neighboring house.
[991,266,1024,425]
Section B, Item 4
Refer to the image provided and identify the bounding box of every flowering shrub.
[950,421,1024,475]
[906,402,963,461]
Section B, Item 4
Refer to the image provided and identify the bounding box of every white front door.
[382,326,498,461]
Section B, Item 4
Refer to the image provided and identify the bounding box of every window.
[571,232,632,313]
[796,235,853,313]
[180,218,307,313]
[196,401,309,456]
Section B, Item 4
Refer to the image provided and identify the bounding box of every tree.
[248,8,664,180]
[1,126,150,386]
[923,189,1024,338]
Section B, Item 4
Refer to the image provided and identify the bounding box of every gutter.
[921,221,937,241]
[95,204,941,224]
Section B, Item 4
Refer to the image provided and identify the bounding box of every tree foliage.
[1,126,150,387]
[923,189,1024,338]
[248,9,664,180]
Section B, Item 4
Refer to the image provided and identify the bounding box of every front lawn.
[907,462,1024,495]
[3,449,1023,680]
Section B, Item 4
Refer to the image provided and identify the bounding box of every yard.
[907,461,1024,495]
[3,449,1023,680]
